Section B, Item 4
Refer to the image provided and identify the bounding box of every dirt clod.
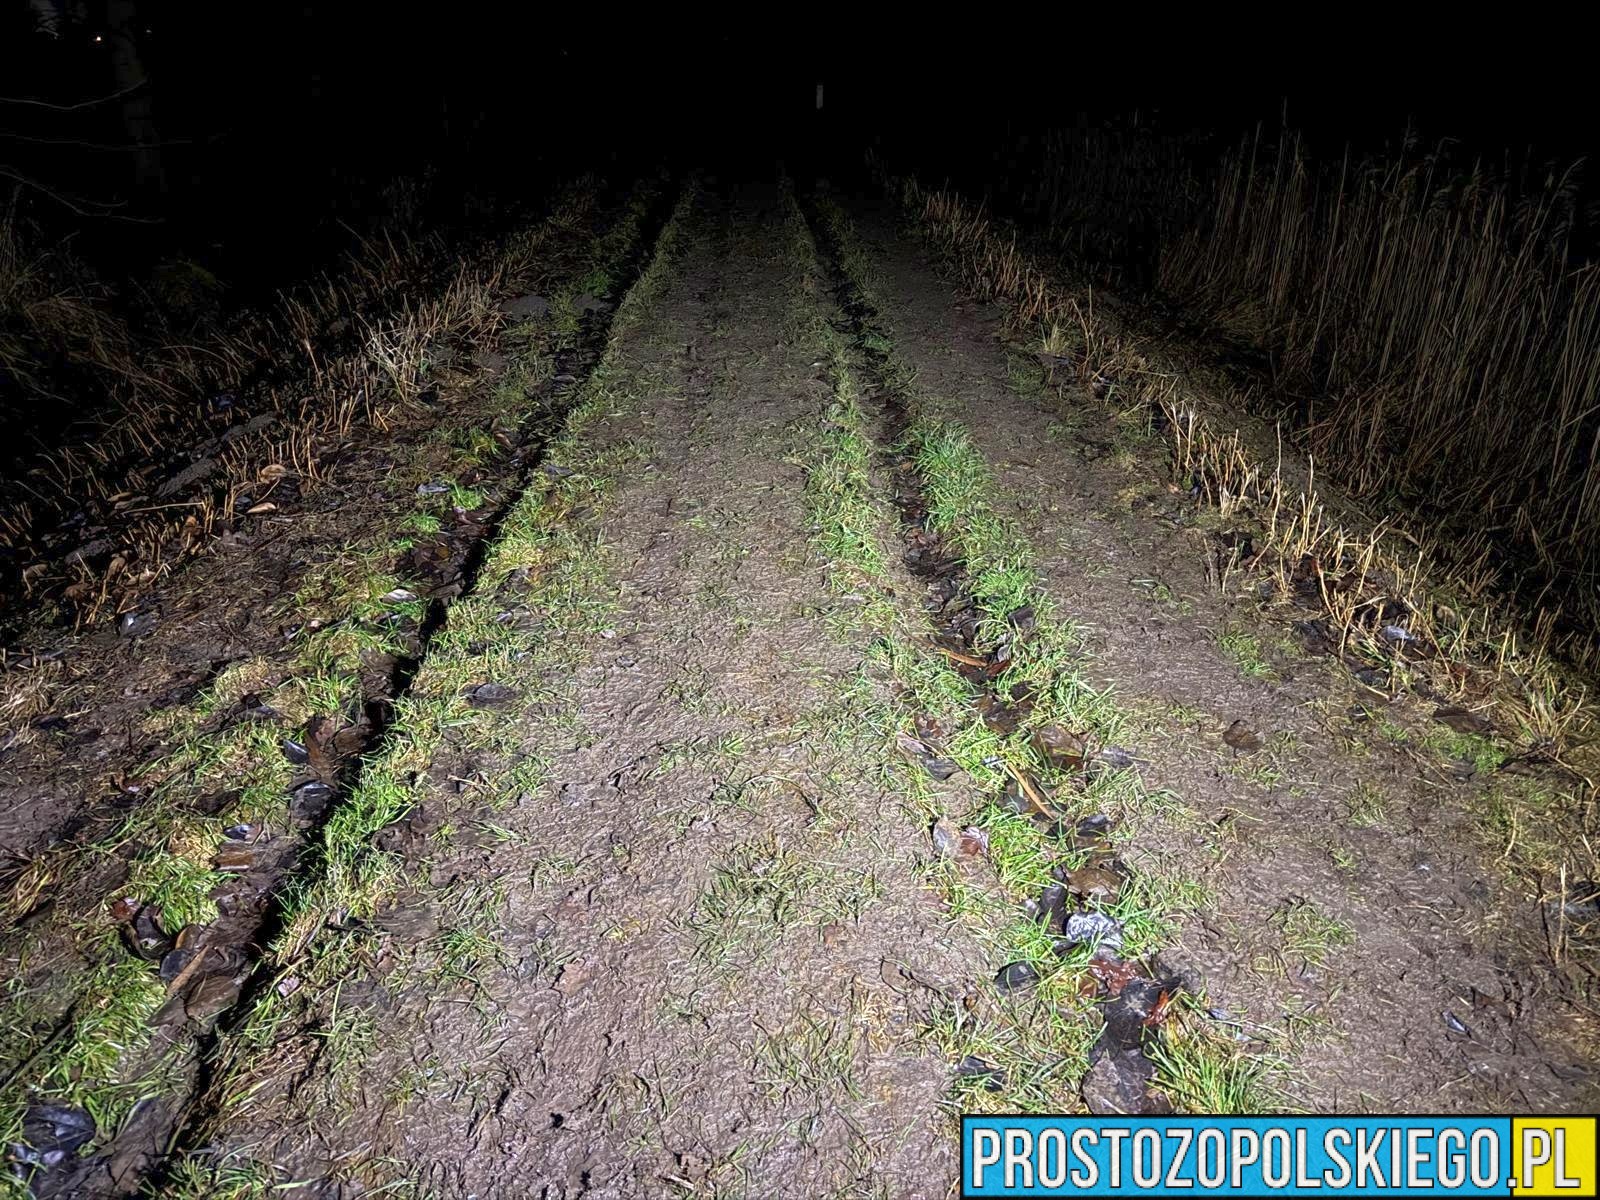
[1082,1049,1170,1115]
[994,961,1041,993]
[1222,719,1263,753]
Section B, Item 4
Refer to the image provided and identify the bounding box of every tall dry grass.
[902,177,1594,756]
[1155,132,1600,638]
[1022,121,1205,287]
[0,210,157,402]
[1,181,600,630]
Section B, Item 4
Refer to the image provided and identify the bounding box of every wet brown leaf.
[1032,724,1086,771]
[896,731,931,759]
[932,818,988,861]
[1002,765,1053,818]
[1086,954,1141,998]
[955,1055,1007,1091]
[121,904,171,960]
[1064,865,1122,903]
[183,973,240,1023]
[976,694,1020,734]
[213,845,255,872]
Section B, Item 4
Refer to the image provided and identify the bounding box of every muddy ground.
[847,210,1600,1112]
[3,176,1597,1199]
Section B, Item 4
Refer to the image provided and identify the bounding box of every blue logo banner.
[962,1116,1525,1197]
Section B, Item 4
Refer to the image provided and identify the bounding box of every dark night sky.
[4,9,1597,286]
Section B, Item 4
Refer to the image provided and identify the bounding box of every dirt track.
[3,176,1597,1198]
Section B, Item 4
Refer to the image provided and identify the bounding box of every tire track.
[17,185,683,1200]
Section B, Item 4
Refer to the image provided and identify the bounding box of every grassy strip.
[0,183,666,1186]
[152,184,697,1197]
[260,182,690,989]
[902,180,1594,746]
[805,196,1280,1114]
[895,178,1598,945]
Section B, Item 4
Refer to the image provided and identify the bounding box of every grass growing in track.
[900,176,1599,933]
[806,195,1280,1115]
[248,189,691,1027]
[0,185,674,1195]
[151,186,698,1199]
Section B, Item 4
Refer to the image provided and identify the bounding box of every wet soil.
[810,202,1182,1115]
[846,206,1600,1112]
[0,189,648,862]
[5,175,1598,1200]
[1,188,672,1198]
[178,184,989,1198]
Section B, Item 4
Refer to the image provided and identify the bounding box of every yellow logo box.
[1513,1118,1597,1197]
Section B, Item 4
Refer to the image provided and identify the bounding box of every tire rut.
[24,185,682,1200]
[170,180,985,1200]
[805,191,1188,1116]
[841,200,1600,1112]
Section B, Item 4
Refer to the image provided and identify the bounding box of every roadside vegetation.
[886,175,1597,944]
[797,192,1277,1117]
[892,127,1600,671]
[0,179,640,638]
[3,153,1596,1193]
[0,179,682,1198]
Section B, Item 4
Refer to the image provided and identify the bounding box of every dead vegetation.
[894,174,1600,972]
[896,126,1600,674]
[0,179,674,1198]
[1159,134,1600,643]
[905,180,1594,752]
[0,185,606,638]
[0,212,152,406]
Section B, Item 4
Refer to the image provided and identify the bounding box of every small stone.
[465,682,519,709]
[117,609,158,638]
